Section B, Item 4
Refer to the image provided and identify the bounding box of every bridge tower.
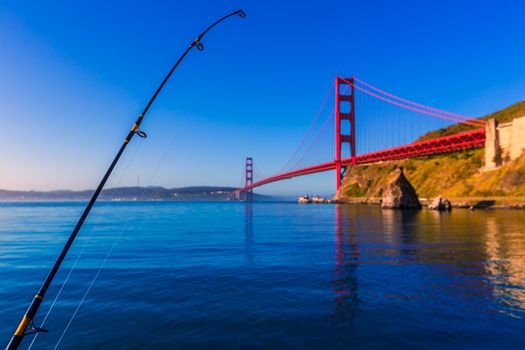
[335,76,356,191]
[244,157,253,201]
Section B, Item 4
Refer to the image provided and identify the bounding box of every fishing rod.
[6,9,246,350]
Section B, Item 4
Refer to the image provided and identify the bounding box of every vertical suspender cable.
[6,9,245,350]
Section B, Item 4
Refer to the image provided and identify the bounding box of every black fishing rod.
[6,9,245,350]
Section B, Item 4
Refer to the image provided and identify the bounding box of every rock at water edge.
[428,195,452,211]
[381,168,422,209]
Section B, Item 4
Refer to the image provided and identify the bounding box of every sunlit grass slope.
[338,100,525,199]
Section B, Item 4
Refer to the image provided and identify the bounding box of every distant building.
[485,115,525,169]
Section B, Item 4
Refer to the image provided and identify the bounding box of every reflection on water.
[382,209,420,261]
[333,205,360,322]
[334,205,525,320]
[244,203,254,263]
[484,216,525,315]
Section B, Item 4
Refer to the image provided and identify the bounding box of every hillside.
[337,100,525,202]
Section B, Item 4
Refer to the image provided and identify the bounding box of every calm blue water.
[1,202,524,349]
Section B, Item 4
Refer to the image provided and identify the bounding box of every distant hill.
[0,186,272,201]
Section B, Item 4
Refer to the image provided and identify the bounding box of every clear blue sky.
[1,0,525,196]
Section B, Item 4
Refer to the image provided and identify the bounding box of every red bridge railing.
[238,127,485,193]
[350,128,486,165]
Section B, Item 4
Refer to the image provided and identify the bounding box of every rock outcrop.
[381,168,422,209]
[428,196,452,211]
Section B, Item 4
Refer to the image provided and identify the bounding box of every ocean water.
[0,201,524,349]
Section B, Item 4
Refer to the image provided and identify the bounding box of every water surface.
[0,202,524,349]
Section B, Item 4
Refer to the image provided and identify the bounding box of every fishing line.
[27,142,144,350]
[53,129,178,350]
[7,10,245,349]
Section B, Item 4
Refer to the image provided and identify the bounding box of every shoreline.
[331,197,525,210]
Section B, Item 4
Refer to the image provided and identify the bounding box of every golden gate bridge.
[236,76,486,200]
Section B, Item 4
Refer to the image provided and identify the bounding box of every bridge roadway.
[239,127,485,193]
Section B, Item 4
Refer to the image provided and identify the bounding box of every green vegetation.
[338,100,525,201]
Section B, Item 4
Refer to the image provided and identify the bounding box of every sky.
[1,0,525,196]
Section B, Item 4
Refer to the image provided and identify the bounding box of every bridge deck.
[239,128,485,192]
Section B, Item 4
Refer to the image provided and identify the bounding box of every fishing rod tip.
[236,9,246,18]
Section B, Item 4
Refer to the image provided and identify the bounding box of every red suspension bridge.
[236,76,486,199]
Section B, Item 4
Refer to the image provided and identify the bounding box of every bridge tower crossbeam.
[335,76,356,190]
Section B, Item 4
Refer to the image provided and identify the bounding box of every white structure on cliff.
[485,115,525,169]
